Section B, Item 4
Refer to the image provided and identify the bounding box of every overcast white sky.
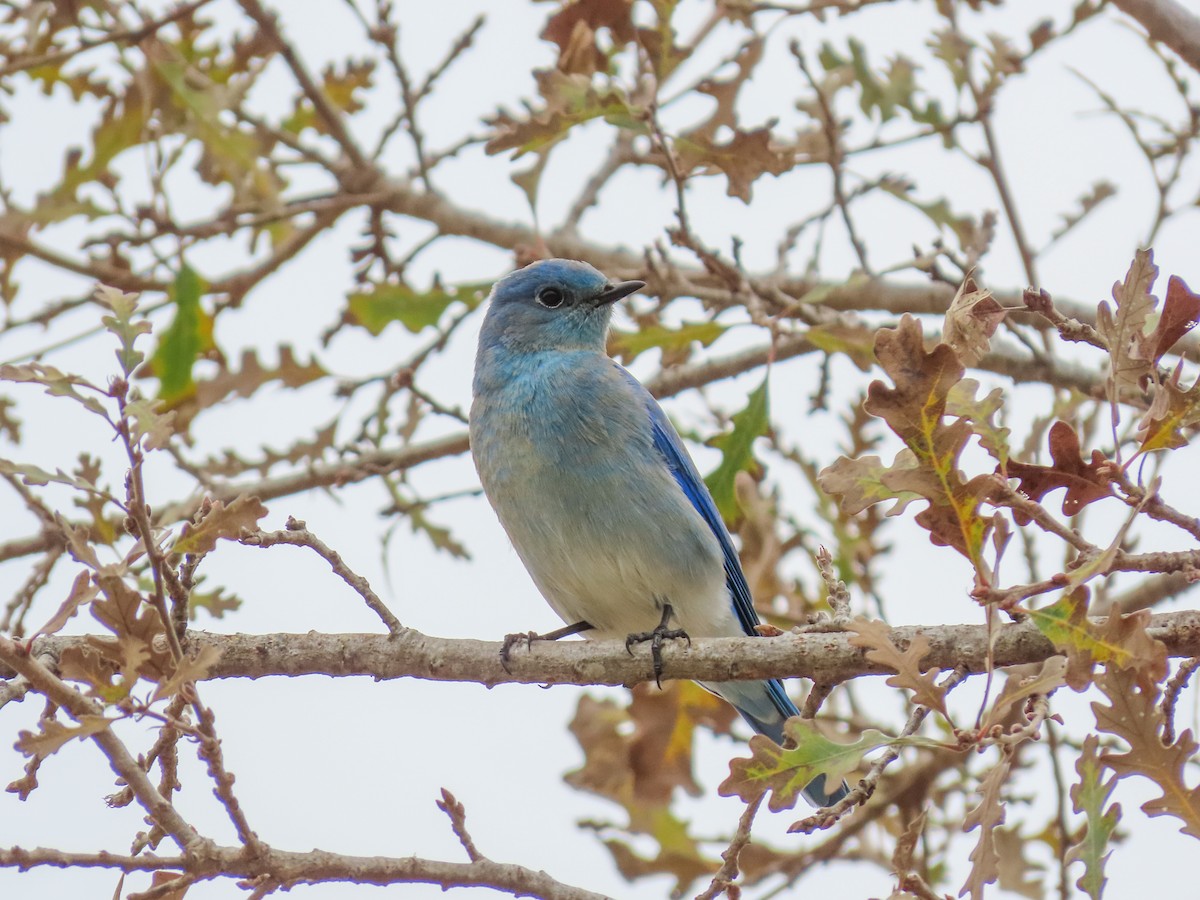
[1,1,1199,898]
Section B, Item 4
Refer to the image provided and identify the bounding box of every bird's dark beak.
[593,280,645,306]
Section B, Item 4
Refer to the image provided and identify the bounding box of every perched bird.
[470,258,847,807]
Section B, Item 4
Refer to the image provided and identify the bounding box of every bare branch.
[18,610,1200,688]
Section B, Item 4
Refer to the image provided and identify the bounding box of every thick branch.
[21,610,1200,688]
[1111,0,1200,75]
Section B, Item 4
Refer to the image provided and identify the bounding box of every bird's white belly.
[487,462,743,641]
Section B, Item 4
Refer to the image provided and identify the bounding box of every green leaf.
[946,378,1011,470]
[152,265,212,403]
[704,377,769,523]
[608,321,726,363]
[347,281,488,335]
[719,718,893,812]
[1067,735,1120,900]
[817,449,922,516]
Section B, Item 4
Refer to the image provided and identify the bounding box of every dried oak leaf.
[1147,275,1200,363]
[1004,420,1112,522]
[1097,248,1158,392]
[1092,666,1200,839]
[566,684,733,818]
[541,0,636,77]
[960,752,1011,900]
[943,275,1007,366]
[1022,591,1165,691]
[688,127,797,203]
[565,689,720,897]
[993,826,1045,900]
[604,830,717,899]
[150,644,222,703]
[1136,366,1200,454]
[29,569,98,639]
[14,715,111,762]
[861,316,998,561]
[171,495,268,557]
[847,618,947,718]
[817,450,922,517]
[979,656,1067,734]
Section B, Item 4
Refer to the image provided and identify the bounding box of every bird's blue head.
[478,259,644,354]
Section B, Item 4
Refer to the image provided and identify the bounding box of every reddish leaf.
[1152,275,1200,361]
[1004,421,1111,521]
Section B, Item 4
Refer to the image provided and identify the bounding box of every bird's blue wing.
[618,369,763,640]
[621,369,850,808]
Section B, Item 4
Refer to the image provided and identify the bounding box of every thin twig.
[240,517,403,633]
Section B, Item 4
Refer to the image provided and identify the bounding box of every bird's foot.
[625,602,690,688]
[500,621,592,673]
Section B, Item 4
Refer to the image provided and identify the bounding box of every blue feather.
[624,370,849,806]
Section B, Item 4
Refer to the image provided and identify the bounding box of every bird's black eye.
[536,287,564,309]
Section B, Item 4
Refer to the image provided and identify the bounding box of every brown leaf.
[980,657,1067,733]
[847,618,947,717]
[1149,275,1200,361]
[14,715,110,761]
[56,514,100,569]
[1136,366,1200,454]
[1005,421,1112,521]
[1097,249,1158,392]
[603,831,717,897]
[943,276,1006,365]
[860,316,997,564]
[30,570,98,639]
[891,811,928,881]
[151,645,221,703]
[147,872,190,900]
[175,346,327,430]
[1092,666,1200,838]
[541,0,636,77]
[172,495,268,557]
[993,826,1045,899]
[691,127,797,203]
[1023,591,1165,691]
[960,752,1011,900]
[627,681,733,804]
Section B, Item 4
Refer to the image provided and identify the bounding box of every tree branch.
[0,844,607,899]
[1110,0,1200,75]
[19,610,1200,688]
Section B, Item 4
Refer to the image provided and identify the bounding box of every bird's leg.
[625,600,690,688]
[500,620,593,672]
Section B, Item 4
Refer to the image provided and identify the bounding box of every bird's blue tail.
[705,678,851,808]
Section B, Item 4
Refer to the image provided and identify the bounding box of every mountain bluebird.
[470,258,848,807]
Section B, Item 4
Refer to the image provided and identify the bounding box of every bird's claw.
[625,623,690,688]
[500,630,539,673]
[499,621,594,673]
